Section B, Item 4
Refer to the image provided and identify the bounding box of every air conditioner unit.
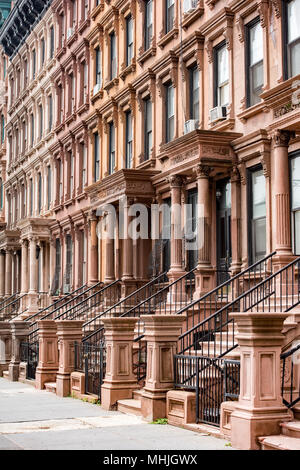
[67,27,74,40]
[209,106,227,123]
[183,0,198,14]
[93,83,101,96]
[184,119,199,134]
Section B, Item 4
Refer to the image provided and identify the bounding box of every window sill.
[64,198,75,208]
[137,46,156,66]
[182,4,204,30]
[65,112,76,125]
[91,88,104,103]
[55,122,65,134]
[78,18,90,35]
[237,101,269,123]
[91,3,104,20]
[103,78,119,91]
[76,192,87,202]
[157,28,179,49]
[209,117,235,131]
[136,156,156,170]
[56,46,66,60]
[77,102,90,115]
[120,60,136,81]
[67,31,78,48]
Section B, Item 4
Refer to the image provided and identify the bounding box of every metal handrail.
[0,292,19,311]
[0,293,26,320]
[25,283,89,323]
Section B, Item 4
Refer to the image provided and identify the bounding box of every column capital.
[273,129,295,148]
[168,175,184,188]
[195,164,212,179]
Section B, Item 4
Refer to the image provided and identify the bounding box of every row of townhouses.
[0,0,299,450]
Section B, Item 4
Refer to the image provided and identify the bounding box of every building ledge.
[237,101,269,123]
[157,28,179,49]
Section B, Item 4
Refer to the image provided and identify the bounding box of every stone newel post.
[35,320,59,390]
[55,320,83,397]
[230,312,291,450]
[0,321,12,376]
[101,317,138,410]
[140,315,186,422]
[8,321,29,382]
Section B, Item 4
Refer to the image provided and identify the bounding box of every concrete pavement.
[0,378,234,450]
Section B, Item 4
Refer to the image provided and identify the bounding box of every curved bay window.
[291,153,300,254]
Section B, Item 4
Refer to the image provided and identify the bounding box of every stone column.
[55,320,83,397]
[194,164,214,297]
[5,249,12,297]
[35,320,59,390]
[20,239,28,312]
[168,176,185,284]
[8,321,29,382]
[140,315,186,421]
[121,199,137,298]
[273,130,294,262]
[0,250,5,299]
[230,312,291,450]
[105,227,115,283]
[88,211,98,285]
[27,237,39,314]
[0,321,12,376]
[101,317,138,410]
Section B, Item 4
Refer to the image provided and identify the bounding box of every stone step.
[293,405,300,421]
[2,370,9,379]
[117,398,142,417]
[259,434,300,450]
[44,382,57,394]
[281,421,300,438]
[132,389,143,401]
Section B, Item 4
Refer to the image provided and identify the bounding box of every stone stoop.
[2,370,9,379]
[117,390,142,417]
[44,382,57,394]
[259,420,300,450]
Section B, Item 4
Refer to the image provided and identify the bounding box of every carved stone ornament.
[169,175,184,188]
[195,164,211,179]
[273,130,293,148]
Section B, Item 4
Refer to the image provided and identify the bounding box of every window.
[41,37,45,67]
[285,0,300,78]
[70,153,74,196]
[0,178,3,210]
[81,230,87,285]
[47,166,51,210]
[145,0,153,50]
[249,167,266,263]
[60,14,65,48]
[38,172,42,213]
[83,62,88,100]
[126,16,134,66]
[125,111,133,168]
[1,114,4,144]
[59,159,63,200]
[144,98,152,160]
[31,114,34,145]
[291,153,300,254]
[247,19,264,107]
[39,105,43,138]
[71,74,76,112]
[72,0,77,28]
[53,238,61,294]
[82,143,87,187]
[29,178,33,215]
[24,58,28,87]
[166,84,175,143]
[65,235,73,293]
[94,132,100,182]
[214,42,229,107]
[110,32,117,80]
[48,95,53,131]
[190,67,199,120]
[109,123,115,175]
[166,0,175,33]
[32,49,36,79]
[50,26,55,58]
[84,0,89,20]
[95,47,102,86]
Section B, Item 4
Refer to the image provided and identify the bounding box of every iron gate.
[75,341,106,401]
[174,355,240,426]
[20,341,39,380]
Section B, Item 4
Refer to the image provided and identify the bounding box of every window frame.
[214,40,229,108]
[245,17,264,108]
[284,0,300,79]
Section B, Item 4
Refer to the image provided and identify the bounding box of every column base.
[231,406,292,450]
[56,373,71,397]
[141,388,169,422]
[101,381,138,410]
[120,280,138,302]
[194,266,215,299]
[8,361,20,382]
[36,368,58,390]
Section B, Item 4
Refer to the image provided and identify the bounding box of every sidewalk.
[0,378,234,450]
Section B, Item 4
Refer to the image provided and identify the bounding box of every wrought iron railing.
[82,271,169,343]
[28,280,120,345]
[178,255,300,358]
[0,294,26,321]
[133,334,147,384]
[0,292,19,312]
[281,342,300,409]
